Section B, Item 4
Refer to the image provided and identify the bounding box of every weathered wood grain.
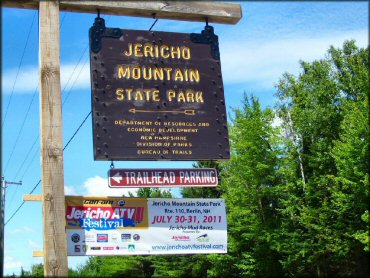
[2,1,242,24]
[39,1,68,276]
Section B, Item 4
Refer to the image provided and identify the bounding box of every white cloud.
[82,176,137,197]
[28,239,42,249]
[4,256,22,269]
[2,65,39,93]
[64,185,79,195]
[7,226,35,235]
[220,29,368,88]
[2,61,90,94]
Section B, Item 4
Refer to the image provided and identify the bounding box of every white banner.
[66,197,227,256]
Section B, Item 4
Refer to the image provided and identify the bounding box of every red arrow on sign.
[111,172,123,183]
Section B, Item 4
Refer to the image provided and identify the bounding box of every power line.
[149,16,159,31]
[4,14,108,226]
[9,11,94,177]
[4,13,68,210]
[61,14,112,105]
[63,111,92,151]
[2,11,38,213]
[2,11,37,129]
[4,179,41,226]
[6,138,39,210]
[60,12,67,27]
[4,13,68,178]
[19,146,39,181]
[5,110,92,226]
[12,136,39,181]
[62,49,87,94]
[14,52,89,180]
[3,87,38,175]
[62,53,89,105]
[9,58,87,182]
[13,13,102,173]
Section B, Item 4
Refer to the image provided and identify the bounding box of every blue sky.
[1,1,368,275]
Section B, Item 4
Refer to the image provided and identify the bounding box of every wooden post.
[39,1,68,276]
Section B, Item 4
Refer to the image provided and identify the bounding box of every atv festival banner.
[65,196,227,256]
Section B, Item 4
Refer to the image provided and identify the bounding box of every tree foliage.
[273,40,369,277]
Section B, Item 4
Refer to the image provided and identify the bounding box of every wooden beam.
[23,194,42,202]
[33,250,44,257]
[39,1,68,276]
[1,1,242,24]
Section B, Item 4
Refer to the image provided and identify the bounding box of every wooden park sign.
[90,17,230,161]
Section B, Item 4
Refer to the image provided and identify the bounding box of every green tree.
[214,95,283,277]
[274,40,369,277]
[137,188,172,198]
[20,263,43,277]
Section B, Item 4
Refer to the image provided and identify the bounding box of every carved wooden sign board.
[90,17,230,161]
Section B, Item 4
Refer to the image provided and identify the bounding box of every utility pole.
[0,177,4,278]
[0,176,22,277]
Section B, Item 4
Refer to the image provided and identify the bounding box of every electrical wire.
[4,13,66,177]
[63,111,92,151]
[4,94,38,210]
[62,51,89,105]
[5,110,91,226]
[13,47,89,180]
[5,15,109,226]
[4,180,41,226]
[5,12,71,187]
[3,11,38,212]
[2,11,37,130]
[62,15,112,105]
[12,136,39,181]
[4,13,67,178]
[20,145,39,181]
[5,13,68,210]
[149,18,159,31]
[3,87,38,175]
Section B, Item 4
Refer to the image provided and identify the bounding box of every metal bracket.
[90,17,122,53]
[190,25,220,60]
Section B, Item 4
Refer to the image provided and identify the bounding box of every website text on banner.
[65,197,227,256]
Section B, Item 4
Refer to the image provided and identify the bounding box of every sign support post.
[39,1,68,276]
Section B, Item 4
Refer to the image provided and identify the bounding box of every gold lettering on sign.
[123,43,191,60]
[167,90,204,103]
[134,43,143,57]
[153,68,164,80]
[116,65,199,83]
[142,67,152,80]
[115,88,160,101]
[161,45,170,58]
[117,66,130,79]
